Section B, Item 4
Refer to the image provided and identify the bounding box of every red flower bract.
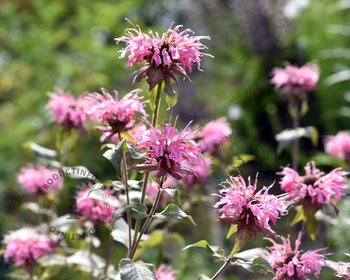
[214,175,287,236]
[133,119,202,180]
[263,233,327,280]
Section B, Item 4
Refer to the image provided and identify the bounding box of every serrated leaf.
[182,240,224,259]
[163,189,182,205]
[103,139,125,178]
[118,258,156,280]
[114,204,148,220]
[155,203,196,225]
[226,224,237,239]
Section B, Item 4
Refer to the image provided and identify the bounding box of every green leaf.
[126,143,145,159]
[226,224,237,239]
[111,219,146,249]
[228,154,255,170]
[114,204,148,220]
[103,139,125,178]
[119,258,156,280]
[275,127,319,152]
[155,203,196,225]
[163,188,182,205]
[197,275,211,280]
[304,204,318,240]
[149,87,157,112]
[291,206,305,225]
[23,141,57,159]
[121,131,136,144]
[182,240,225,259]
[229,228,252,258]
[165,91,178,108]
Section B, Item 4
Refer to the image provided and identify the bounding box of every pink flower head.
[271,63,319,98]
[116,24,211,93]
[197,118,232,153]
[133,119,202,180]
[76,188,118,224]
[3,228,54,267]
[156,264,176,280]
[280,162,348,208]
[48,89,92,131]
[263,233,326,280]
[325,131,350,162]
[17,166,63,194]
[214,175,287,236]
[183,156,212,189]
[87,88,146,143]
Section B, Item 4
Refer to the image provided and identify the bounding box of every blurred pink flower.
[325,131,350,162]
[271,63,319,97]
[87,88,146,143]
[263,233,326,280]
[197,118,232,153]
[146,178,174,201]
[116,24,211,92]
[76,188,118,224]
[183,156,212,189]
[156,264,176,280]
[214,175,287,236]
[3,228,54,267]
[48,89,92,131]
[17,166,63,194]
[280,162,347,208]
[133,119,202,180]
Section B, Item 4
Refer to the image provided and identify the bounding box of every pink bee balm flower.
[133,119,202,180]
[87,88,146,143]
[197,118,232,153]
[156,264,176,280]
[279,162,348,208]
[325,131,350,162]
[116,24,211,93]
[3,228,54,267]
[183,156,212,189]
[76,188,119,224]
[48,89,92,131]
[271,63,319,98]
[17,166,63,194]
[263,233,326,280]
[214,175,287,236]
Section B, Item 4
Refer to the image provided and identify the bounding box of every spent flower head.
[280,161,348,208]
[133,118,202,180]
[271,63,319,98]
[48,89,92,131]
[263,233,327,280]
[214,175,287,236]
[3,228,54,268]
[116,23,211,94]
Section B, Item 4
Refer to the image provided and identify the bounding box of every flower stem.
[211,258,231,280]
[292,100,301,170]
[129,176,164,259]
[130,82,163,255]
[119,133,132,251]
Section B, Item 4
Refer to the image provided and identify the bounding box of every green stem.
[292,100,300,170]
[129,176,164,259]
[211,258,231,280]
[130,82,163,254]
[119,133,132,251]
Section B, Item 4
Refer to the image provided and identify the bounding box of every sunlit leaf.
[155,203,196,225]
[103,139,125,178]
[118,258,156,280]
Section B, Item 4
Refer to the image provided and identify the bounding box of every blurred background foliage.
[1,0,350,279]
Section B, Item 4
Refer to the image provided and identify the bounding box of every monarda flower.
[271,63,319,98]
[3,228,54,268]
[133,119,202,180]
[76,188,119,224]
[263,233,326,280]
[279,161,347,209]
[17,166,63,194]
[183,156,212,189]
[197,118,232,153]
[48,89,92,131]
[116,24,211,94]
[214,175,287,237]
[156,264,176,280]
[87,88,146,143]
[325,131,350,162]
